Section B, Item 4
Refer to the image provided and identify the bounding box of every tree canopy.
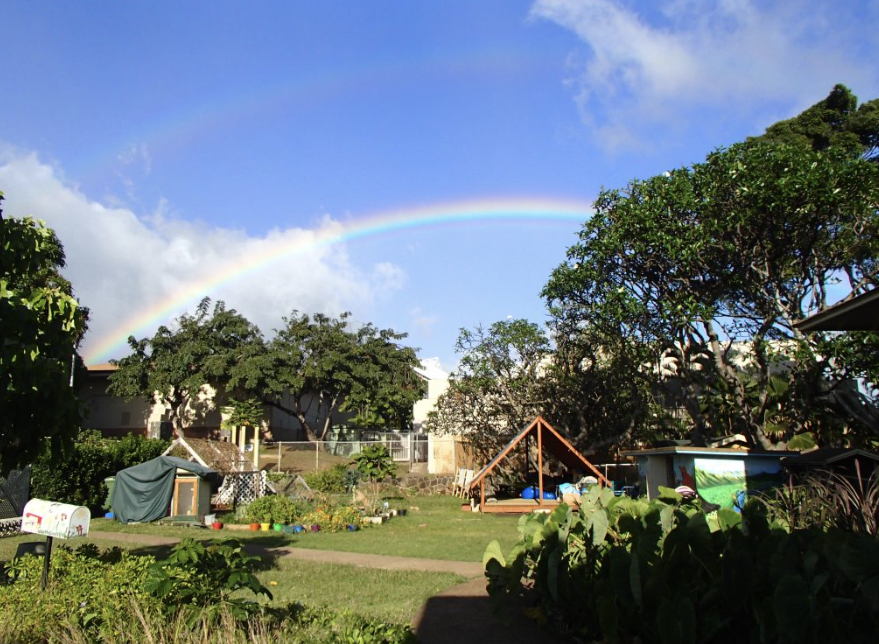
[110,302,422,441]
[426,319,551,460]
[543,84,879,450]
[0,191,88,473]
[264,311,423,441]
[108,298,266,437]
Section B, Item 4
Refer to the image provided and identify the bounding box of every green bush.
[144,538,271,621]
[351,445,396,481]
[0,542,415,644]
[244,495,310,525]
[485,486,879,644]
[0,543,156,642]
[30,430,169,512]
[305,463,351,493]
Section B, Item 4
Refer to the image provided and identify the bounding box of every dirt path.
[87,531,557,643]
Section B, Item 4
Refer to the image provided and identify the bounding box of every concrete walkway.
[86,531,557,643]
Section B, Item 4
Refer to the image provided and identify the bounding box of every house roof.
[162,437,251,474]
[86,363,118,373]
[785,447,879,467]
[622,446,798,458]
[796,288,879,332]
[469,416,609,491]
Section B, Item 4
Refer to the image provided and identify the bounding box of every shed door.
[173,478,197,516]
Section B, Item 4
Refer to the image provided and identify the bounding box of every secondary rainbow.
[83,197,592,365]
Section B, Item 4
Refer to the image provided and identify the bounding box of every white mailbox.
[22,498,90,539]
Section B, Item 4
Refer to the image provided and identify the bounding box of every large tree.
[108,298,265,437]
[1,191,88,473]
[264,311,422,441]
[426,319,551,460]
[543,85,879,450]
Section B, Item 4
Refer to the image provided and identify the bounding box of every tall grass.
[756,467,879,534]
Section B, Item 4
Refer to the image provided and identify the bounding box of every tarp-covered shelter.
[468,416,609,513]
[110,456,219,524]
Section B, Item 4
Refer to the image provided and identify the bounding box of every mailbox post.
[21,498,91,590]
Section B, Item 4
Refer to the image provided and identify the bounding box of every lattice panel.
[214,471,266,505]
[0,518,22,538]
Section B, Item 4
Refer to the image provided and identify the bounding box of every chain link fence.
[268,435,435,474]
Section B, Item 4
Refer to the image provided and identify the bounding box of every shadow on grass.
[413,581,558,644]
[122,533,298,571]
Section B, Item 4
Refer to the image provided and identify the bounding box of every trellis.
[214,470,266,506]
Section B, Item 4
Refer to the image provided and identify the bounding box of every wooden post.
[40,536,53,591]
[253,427,260,469]
[537,421,544,506]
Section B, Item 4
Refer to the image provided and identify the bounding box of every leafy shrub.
[31,429,169,511]
[305,463,351,493]
[485,486,879,644]
[244,495,311,524]
[351,445,396,481]
[301,498,364,532]
[144,538,271,621]
[0,543,156,642]
[0,542,414,644]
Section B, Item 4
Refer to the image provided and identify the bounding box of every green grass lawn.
[0,494,523,623]
[250,559,465,622]
[66,494,522,562]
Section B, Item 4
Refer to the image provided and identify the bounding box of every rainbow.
[82,197,592,365]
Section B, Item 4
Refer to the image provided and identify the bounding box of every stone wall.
[388,473,457,496]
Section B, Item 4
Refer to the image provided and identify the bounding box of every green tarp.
[110,455,218,524]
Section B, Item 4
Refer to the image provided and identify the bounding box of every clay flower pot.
[310,524,320,532]
[260,522,271,531]
[249,523,260,531]
[273,523,284,532]
[212,521,223,530]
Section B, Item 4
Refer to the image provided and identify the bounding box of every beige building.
[80,364,350,442]
[413,358,468,475]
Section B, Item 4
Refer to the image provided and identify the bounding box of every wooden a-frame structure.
[468,416,609,513]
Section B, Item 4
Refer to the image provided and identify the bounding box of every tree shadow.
[412,579,558,644]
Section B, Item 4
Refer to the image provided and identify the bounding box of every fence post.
[315,440,319,472]
[277,442,282,473]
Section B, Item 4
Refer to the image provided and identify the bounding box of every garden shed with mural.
[468,416,609,513]
[622,444,797,511]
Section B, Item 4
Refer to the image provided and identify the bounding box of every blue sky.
[1,0,877,371]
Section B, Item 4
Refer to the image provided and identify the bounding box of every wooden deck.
[479,498,560,514]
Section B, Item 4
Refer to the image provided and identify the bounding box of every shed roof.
[162,437,251,474]
[469,416,608,490]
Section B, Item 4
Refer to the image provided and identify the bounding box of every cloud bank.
[531,0,879,150]
[0,150,407,364]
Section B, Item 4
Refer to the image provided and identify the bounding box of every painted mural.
[691,457,783,509]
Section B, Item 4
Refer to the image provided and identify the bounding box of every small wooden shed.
[468,417,609,513]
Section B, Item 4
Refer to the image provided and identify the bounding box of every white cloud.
[531,0,879,150]
[0,151,407,363]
